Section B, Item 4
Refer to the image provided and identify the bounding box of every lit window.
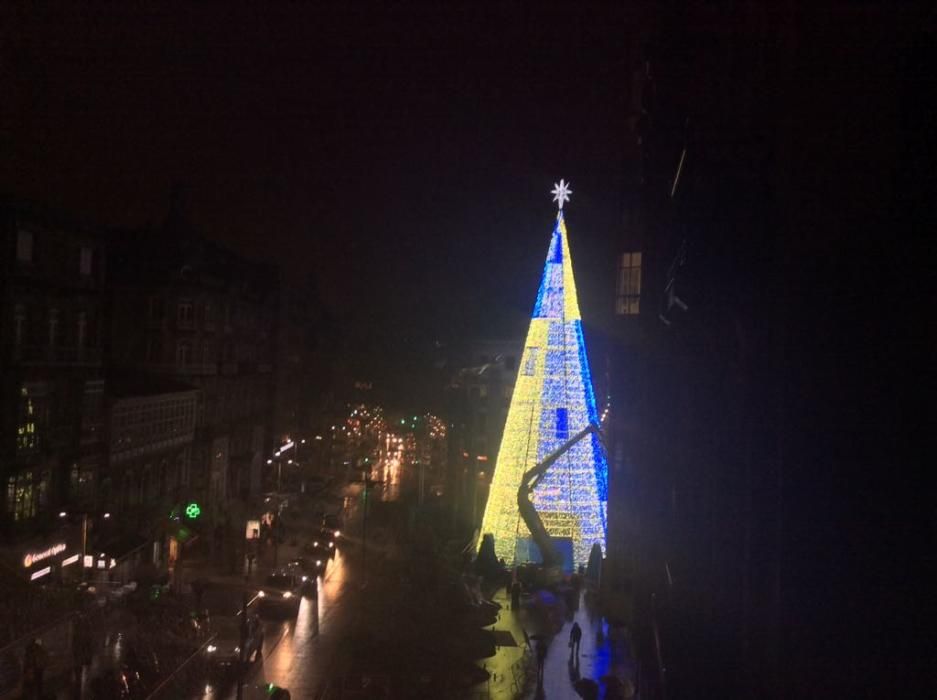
[79,247,93,276]
[6,471,35,521]
[616,252,642,315]
[17,384,46,455]
[16,230,33,263]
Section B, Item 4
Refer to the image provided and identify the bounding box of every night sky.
[1,4,630,399]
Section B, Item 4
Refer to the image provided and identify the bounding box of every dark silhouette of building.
[0,201,107,533]
[103,371,198,521]
[107,209,278,519]
[604,4,933,698]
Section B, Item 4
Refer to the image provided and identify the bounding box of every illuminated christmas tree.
[480,181,608,567]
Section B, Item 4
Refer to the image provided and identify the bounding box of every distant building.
[107,216,277,518]
[445,339,521,530]
[272,274,336,453]
[98,372,199,570]
[0,202,107,532]
[104,372,198,518]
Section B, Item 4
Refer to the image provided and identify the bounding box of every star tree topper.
[551,179,572,210]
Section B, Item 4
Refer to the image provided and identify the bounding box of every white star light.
[551,179,572,210]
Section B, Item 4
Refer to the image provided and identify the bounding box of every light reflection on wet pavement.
[481,586,636,699]
[197,548,355,699]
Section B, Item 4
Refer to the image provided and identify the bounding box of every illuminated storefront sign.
[30,566,52,581]
[22,543,66,568]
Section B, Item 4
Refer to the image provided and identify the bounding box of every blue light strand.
[480,211,609,566]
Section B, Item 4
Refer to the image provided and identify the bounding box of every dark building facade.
[107,219,278,522]
[272,273,335,454]
[104,373,198,523]
[0,202,107,534]
[604,4,933,699]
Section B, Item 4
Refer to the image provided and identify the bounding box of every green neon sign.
[184,502,201,519]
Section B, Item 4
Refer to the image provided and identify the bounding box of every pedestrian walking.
[511,580,521,610]
[536,637,549,684]
[569,621,583,658]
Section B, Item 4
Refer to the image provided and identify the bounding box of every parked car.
[206,614,264,672]
[257,572,303,616]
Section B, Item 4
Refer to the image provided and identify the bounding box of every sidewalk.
[0,542,288,700]
[476,586,637,699]
[0,605,135,700]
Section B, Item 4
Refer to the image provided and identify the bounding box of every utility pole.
[362,472,370,574]
[236,590,248,700]
[297,437,307,493]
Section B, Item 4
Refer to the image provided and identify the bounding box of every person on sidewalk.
[536,637,550,684]
[511,580,521,610]
[569,621,583,658]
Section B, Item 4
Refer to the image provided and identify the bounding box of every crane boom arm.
[517,423,603,568]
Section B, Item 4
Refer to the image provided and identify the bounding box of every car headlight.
[258,590,266,598]
[234,646,240,654]
[313,541,319,547]
[282,591,292,599]
[334,530,341,537]
[207,645,217,653]
[301,576,308,582]
[316,560,322,566]
[329,542,334,548]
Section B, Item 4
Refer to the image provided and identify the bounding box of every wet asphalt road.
[191,546,359,700]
